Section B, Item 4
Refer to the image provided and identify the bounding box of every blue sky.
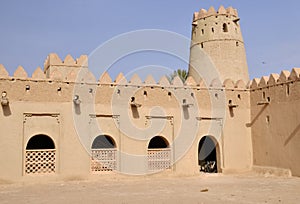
[0,0,299,80]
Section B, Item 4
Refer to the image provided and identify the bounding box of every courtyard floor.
[0,174,299,204]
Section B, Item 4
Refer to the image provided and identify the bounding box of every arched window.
[91,135,117,172]
[148,136,171,171]
[223,23,228,32]
[26,134,55,150]
[25,134,56,174]
[92,135,115,149]
[198,136,219,173]
[148,136,169,148]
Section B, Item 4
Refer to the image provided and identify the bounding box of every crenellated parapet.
[193,6,238,22]
[6,53,299,102]
[44,53,88,80]
[44,53,88,70]
[0,53,250,91]
[250,68,300,106]
[98,71,249,90]
[0,64,47,80]
[250,68,300,90]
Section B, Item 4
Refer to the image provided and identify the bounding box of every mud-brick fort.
[0,6,299,182]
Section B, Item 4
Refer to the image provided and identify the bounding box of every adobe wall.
[0,54,252,182]
[250,68,300,176]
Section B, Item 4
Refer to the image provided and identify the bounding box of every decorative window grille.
[25,149,56,174]
[91,149,117,172]
[148,148,171,171]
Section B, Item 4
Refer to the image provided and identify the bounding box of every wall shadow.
[74,104,81,115]
[284,123,300,146]
[131,106,139,119]
[246,104,268,127]
[229,108,234,117]
[2,105,11,116]
[183,106,190,120]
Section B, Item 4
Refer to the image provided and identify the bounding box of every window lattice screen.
[91,149,117,172]
[25,149,56,174]
[148,148,171,171]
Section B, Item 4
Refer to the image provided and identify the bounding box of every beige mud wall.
[250,70,300,176]
[0,59,253,182]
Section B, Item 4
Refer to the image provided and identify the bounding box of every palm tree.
[167,69,188,83]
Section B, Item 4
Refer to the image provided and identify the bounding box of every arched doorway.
[148,136,171,171]
[91,135,117,172]
[198,136,218,173]
[25,134,56,174]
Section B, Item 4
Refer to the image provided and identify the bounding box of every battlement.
[250,68,300,90]
[44,53,88,71]
[0,54,87,80]
[0,53,250,90]
[2,53,299,92]
[193,6,238,22]
[43,53,88,80]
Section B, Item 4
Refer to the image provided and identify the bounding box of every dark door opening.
[198,136,217,173]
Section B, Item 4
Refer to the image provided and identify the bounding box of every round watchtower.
[188,6,249,83]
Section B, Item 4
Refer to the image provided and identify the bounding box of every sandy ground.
[0,174,299,204]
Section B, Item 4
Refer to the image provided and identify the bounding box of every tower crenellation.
[192,6,242,43]
[193,6,238,22]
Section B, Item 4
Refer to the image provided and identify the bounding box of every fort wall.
[0,53,252,182]
[250,68,300,176]
[0,5,298,183]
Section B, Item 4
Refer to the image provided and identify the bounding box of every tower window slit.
[223,23,228,32]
